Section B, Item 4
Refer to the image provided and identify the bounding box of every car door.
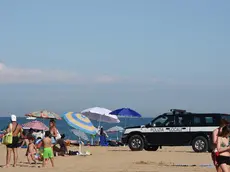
[145,115,176,145]
[169,115,192,145]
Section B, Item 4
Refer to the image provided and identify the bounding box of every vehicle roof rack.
[170,109,187,114]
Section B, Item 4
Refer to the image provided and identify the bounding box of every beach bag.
[55,129,61,140]
[2,124,13,145]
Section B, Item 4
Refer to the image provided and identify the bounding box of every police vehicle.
[121,109,230,152]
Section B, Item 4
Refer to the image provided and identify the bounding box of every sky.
[0,0,230,117]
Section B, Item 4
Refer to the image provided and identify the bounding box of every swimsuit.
[7,136,19,148]
[7,123,20,148]
[217,156,230,165]
[43,147,53,159]
[216,138,230,165]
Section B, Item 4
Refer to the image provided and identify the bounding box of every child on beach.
[26,136,37,164]
[42,131,54,167]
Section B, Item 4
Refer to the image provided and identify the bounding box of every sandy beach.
[0,144,214,172]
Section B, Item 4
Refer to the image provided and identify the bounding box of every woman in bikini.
[49,119,61,156]
[212,119,229,172]
[49,119,61,141]
[216,124,230,172]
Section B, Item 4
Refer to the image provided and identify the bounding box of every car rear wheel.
[128,135,144,151]
[144,146,159,151]
[192,136,208,152]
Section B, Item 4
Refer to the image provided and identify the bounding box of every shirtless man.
[3,114,23,168]
[212,119,229,172]
[42,131,54,167]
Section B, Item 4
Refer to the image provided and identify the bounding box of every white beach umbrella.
[106,126,124,133]
[81,107,120,125]
[106,126,124,140]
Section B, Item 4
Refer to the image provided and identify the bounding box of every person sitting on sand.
[54,134,68,156]
[26,136,37,164]
[216,125,230,172]
[212,119,229,172]
[42,131,54,168]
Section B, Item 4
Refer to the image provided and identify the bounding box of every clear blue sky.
[0,0,230,117]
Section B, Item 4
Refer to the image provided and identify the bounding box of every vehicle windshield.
[150,115,174,127]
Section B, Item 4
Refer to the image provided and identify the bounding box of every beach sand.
[0,145,214,172]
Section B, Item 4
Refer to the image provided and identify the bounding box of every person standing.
[216,125,230,172]
[49,119,61,142]
[42,131,54,167]
[3,114,23,168]
[212,119,229,172]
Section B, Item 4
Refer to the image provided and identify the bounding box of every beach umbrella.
[71,129,89,141]
[110,108,142,128]
[106,126,124,140]
[62,112,97,135]
[62,112,96,155]
[25,110,61,120]
[26,117,36,120]
[106,126,124,133]
[110,108,142,117]
[70,129,90,154]
[22,120,49,131]
[81,107,120,126]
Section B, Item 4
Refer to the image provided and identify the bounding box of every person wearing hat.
[3,114,23,168]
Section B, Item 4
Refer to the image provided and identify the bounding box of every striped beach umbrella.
[62,112,97,135]
[25,110,61,120]
[22,120,49,131]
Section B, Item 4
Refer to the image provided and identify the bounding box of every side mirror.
[145,123,152,128]
[153,123,156,127]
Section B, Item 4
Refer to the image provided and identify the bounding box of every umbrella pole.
[91,136,93,146]
[98,115,102,142]
[98,114,102,127]
[117,131,118,141]
[79,135,82,154]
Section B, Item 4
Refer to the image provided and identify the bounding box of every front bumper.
[121,134,128,144]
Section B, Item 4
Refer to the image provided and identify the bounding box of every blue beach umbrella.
[110,108,142,117]
[62,112,97,135]
[110,108,142,128]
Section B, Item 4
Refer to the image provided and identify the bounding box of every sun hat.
[11,114,17,122]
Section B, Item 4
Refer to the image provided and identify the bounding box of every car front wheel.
[192,136,208,152]
[128,135,144,151]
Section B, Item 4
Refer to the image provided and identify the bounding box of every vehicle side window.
[205,117,213,124]
[152,116,175,127]
[204,116,218,126]
[193,116,202,126]
[176,116,191,126]
[221,115,230,123]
